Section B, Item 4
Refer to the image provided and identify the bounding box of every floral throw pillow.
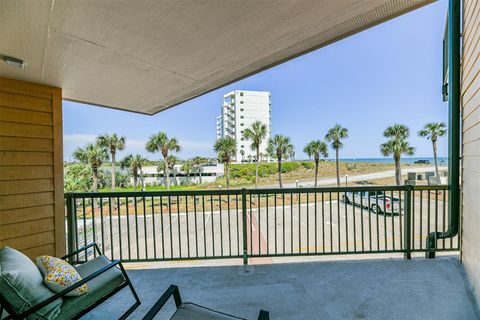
[36,256,88,296]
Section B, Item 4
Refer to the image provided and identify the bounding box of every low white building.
[131,164,224,187]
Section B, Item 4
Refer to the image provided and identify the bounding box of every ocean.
[334,157,448,165]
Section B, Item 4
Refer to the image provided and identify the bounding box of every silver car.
[342,191,402,214]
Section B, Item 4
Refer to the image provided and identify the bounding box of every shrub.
[280,162,301,173]
[346,163,357,170]
[228,161,311,179]
[301,161,315,170]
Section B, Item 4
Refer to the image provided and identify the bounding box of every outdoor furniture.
[0,243,140,320]
[142,285,270,320]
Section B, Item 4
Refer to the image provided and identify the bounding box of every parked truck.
[342,191,402,214]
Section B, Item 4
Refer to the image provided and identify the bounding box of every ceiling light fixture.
[0,54,26,68]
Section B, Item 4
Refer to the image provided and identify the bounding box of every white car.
[342,191,402,214]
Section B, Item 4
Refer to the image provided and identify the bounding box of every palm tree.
[96,133,126,190]
[121,154,147,190]
[156,160,166,186]
[384,123,410,140]
[167,155,179,186]
[304,140,329,187]
[73,143,108,192]
[418,122,447,181]
[214,137,237,189]
[267,135,294,188]
[145,132,180,190]
[192,156,207,184]
[380,124,415,185]
[181,160,193,185]
[325,124,349,186]
[243,121,268,188]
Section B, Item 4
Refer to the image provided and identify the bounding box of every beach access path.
[264,166,447,188]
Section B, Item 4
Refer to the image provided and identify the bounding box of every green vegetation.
[267,134,294,188]
[419,122,447,180]
[64,162,129,192]
[65,121,438,192]
[192,156,208,184]
[72,143,108,192]
[214,137,237,189]
[120,154,147,190]
[181,160,194,185]
[230,161,314,180]
[304,140,329,187]
[325,124,349,187]
[380,124,415,185]
[242,121,268,188]
[98,184,202,192]
[64,163,94,192]
[97,133,126,190]
[146,132,180,190]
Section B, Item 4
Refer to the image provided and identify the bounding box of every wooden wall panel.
[0,137,54,152]
[0,92,52,112]
[0,151,53,166]
[0,179,54,195]
[461,0,480,308]
[0,166,54,180]
[0,205,55,225]
[0,106,53,125]
[1,231,55,251]
[0,77,64,259]
[0,192,55,211]
[0,218,55,240]
[22,244,56,259]
[0,121,53,138]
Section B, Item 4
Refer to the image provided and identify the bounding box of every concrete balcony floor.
[85,256,479,320]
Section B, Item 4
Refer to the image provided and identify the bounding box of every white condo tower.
[216,90,271,163]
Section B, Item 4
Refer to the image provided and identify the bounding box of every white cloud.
[63,134,97,161]
[63,133,97,145]
[179,140,212,151]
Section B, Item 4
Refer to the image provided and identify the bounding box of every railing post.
[241,188,248,265]
[65,194,77,263]
[403,186,412,259]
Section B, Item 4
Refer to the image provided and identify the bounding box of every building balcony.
[1,1,478,319]
[59,185,477,319]
[82,256,477,319]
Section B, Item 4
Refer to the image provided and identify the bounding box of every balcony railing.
[64,185,458,264]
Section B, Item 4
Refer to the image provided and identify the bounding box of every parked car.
[414,159,430,164]
[342,191,402,214]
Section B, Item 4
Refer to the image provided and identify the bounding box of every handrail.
[64,184,456,265]
[64,184,443,199]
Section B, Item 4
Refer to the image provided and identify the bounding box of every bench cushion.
[171,302,246,320]
[36,256,88,296]
[0,246,62,319]
[56,256,125,320]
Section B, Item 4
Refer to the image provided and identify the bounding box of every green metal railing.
[65,185,458,264]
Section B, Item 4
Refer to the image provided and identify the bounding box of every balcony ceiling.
[0,0,432,115]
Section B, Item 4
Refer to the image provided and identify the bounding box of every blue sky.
[63,1,448,162]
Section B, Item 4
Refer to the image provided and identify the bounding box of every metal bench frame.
[142,284,269,320]
[0,243,140,320]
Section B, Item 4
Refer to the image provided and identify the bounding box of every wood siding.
[462,0,480,306]
[0,77,64,258]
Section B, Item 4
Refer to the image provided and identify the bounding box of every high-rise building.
[216,90,271,163]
